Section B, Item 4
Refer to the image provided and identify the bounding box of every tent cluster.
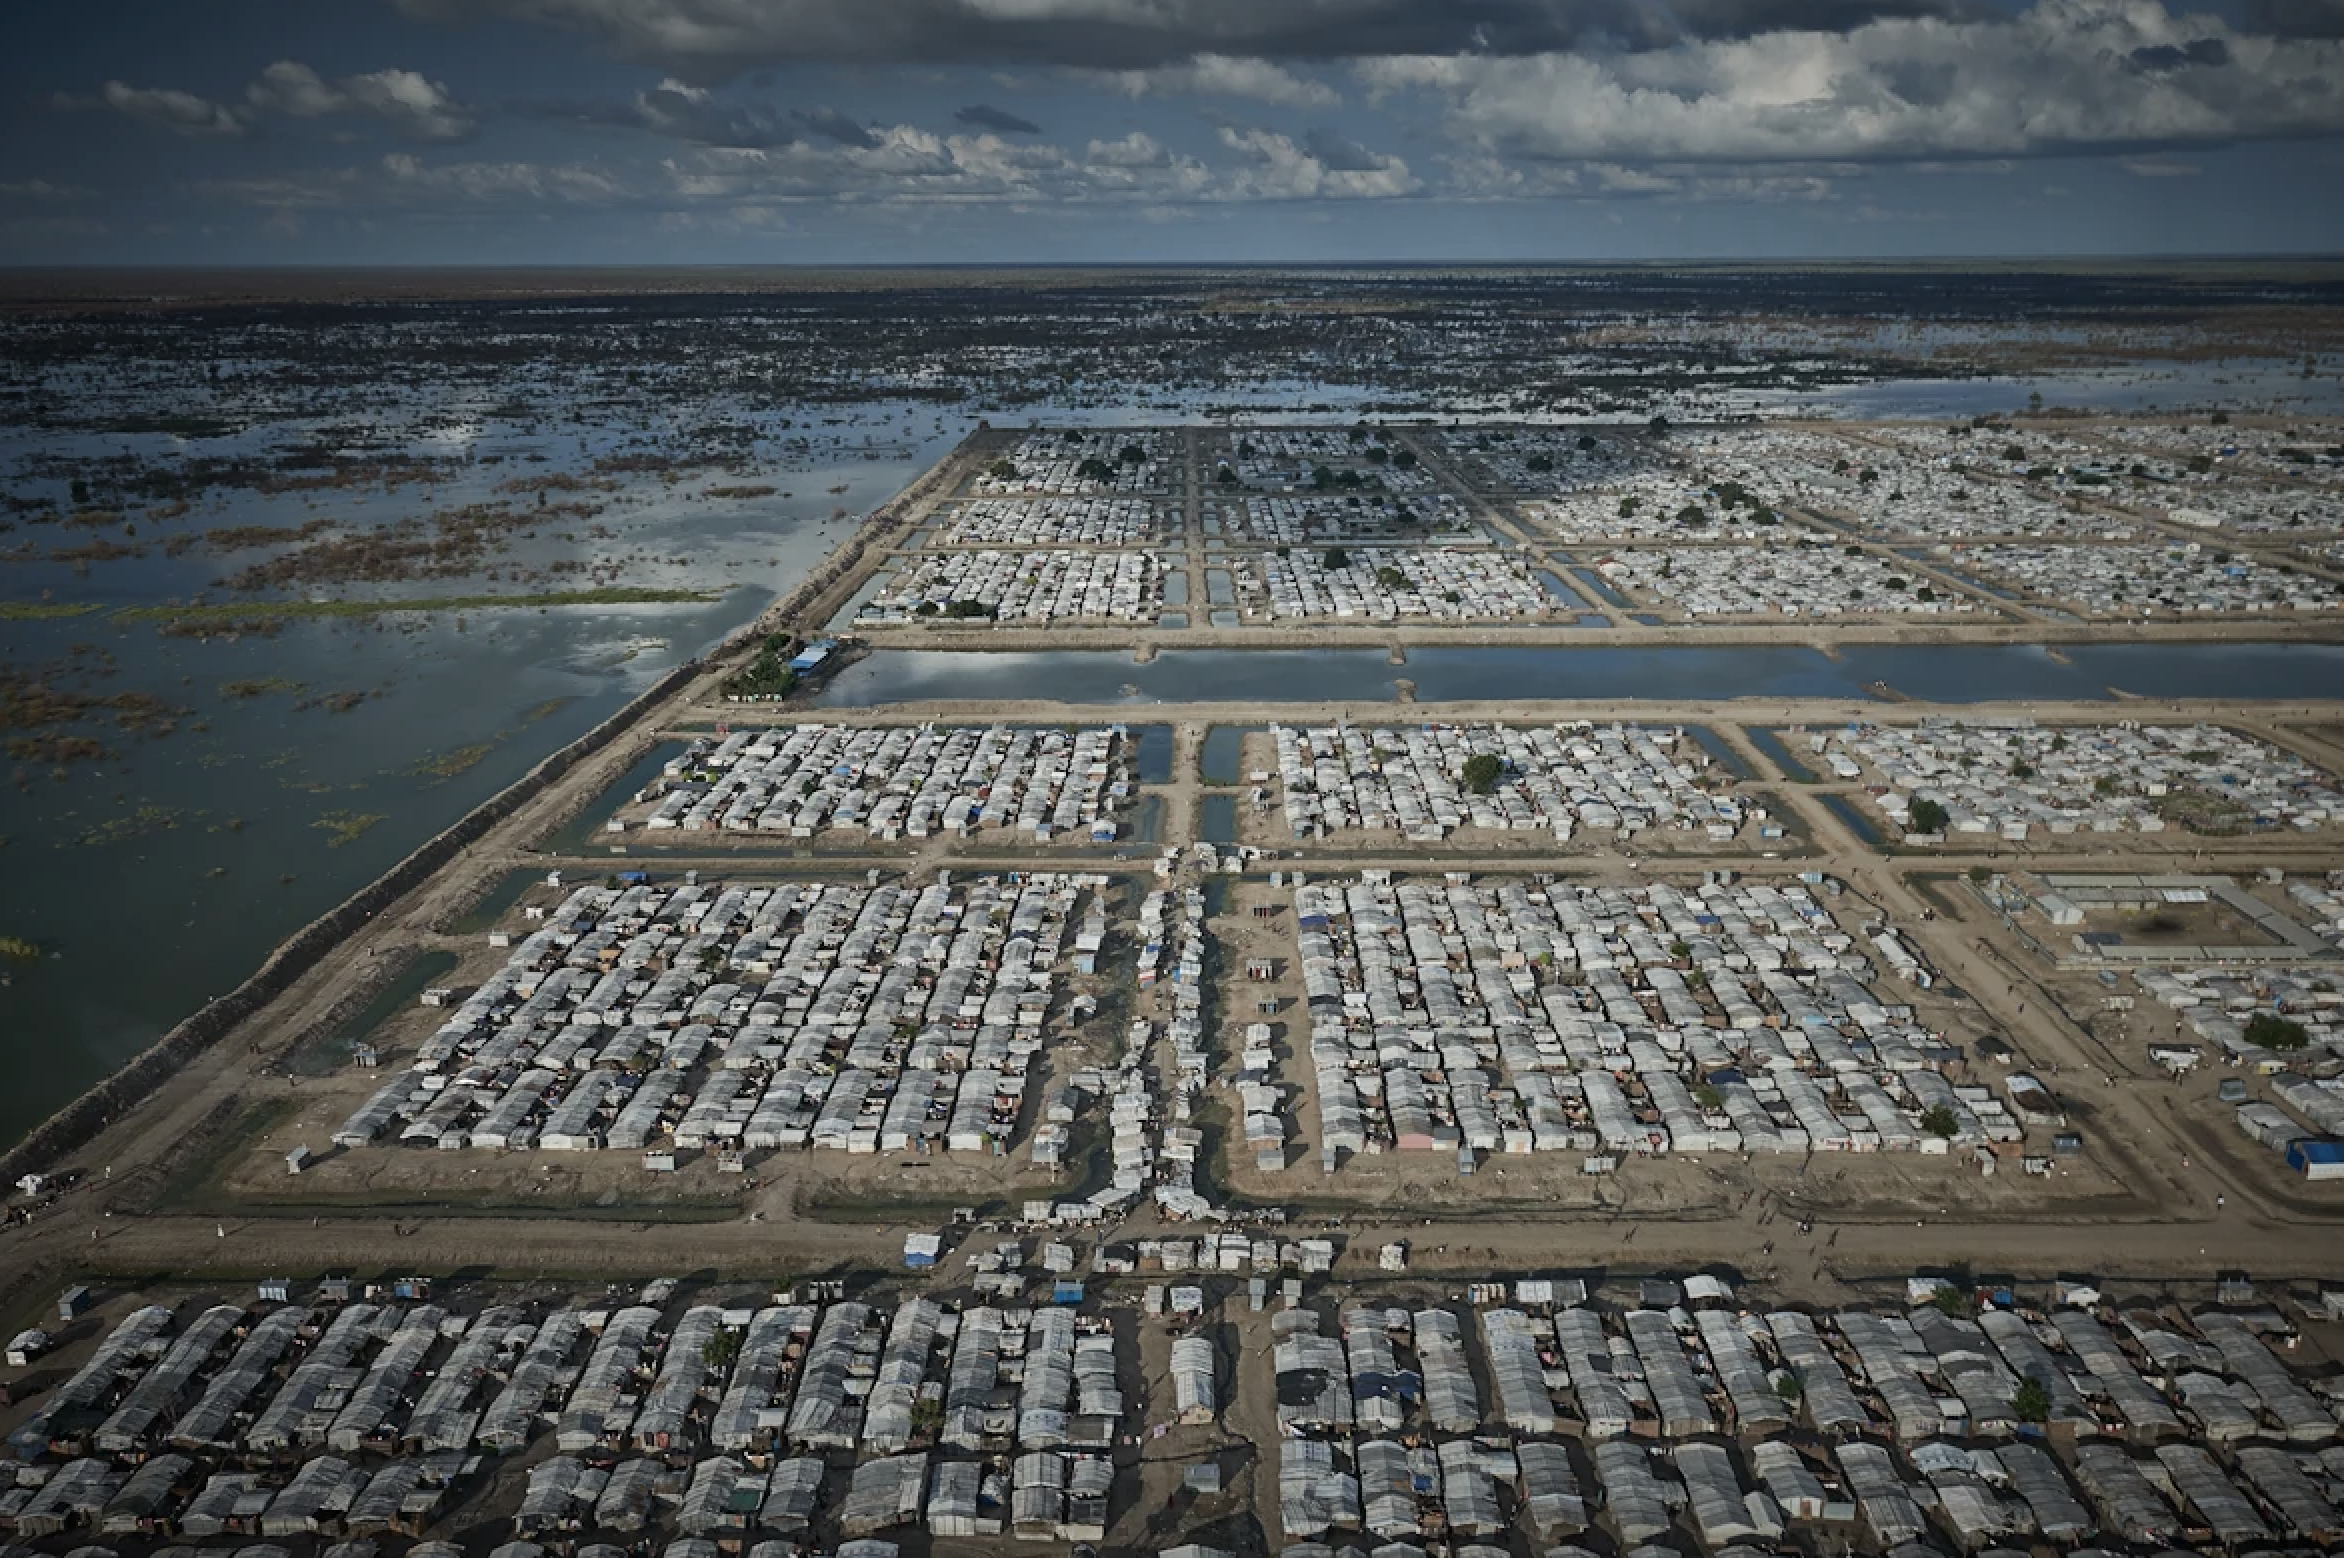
[1595,545,1981,619]
[1250,547,1556,622]
[333,876,1095,1162]
[861,549,1160,624]
[1202,494,1467,544]
[1965,543,2344,616]
[1293,876,2008,1164]
[634,725,1131,842]
[1271,1277,2344,1556]
[1268,722,1734,842]
[1812,719,2344,839]
[2,1283,1139,1554]
[933,496,1164,546]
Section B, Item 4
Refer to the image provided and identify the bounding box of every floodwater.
[0,595,759,1147]
[823,642,2344,709]
[9,307,2344,1153]
[0,395,961,1150]
[1200,725,1263,783]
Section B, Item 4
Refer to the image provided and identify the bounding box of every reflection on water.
[1201,725,1264,783]
[821,648,1407,706]
[826,642,2344,709]
[1130,724,1176,783]
[0,594,761,1148]
[1747,727,1819,782]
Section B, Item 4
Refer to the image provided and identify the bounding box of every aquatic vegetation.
[218,677,305,700]
[312,810,388,847]
[0,602,103,620]
[116,586,719,626]
[413,740,499,779]
[73,805,189,846]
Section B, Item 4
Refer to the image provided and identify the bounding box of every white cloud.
[1358,0,2344,164]
[91,82,245,137]
[1216,126,1417,196]
[1090,53,1341,107]
[1086,131,1172,168]
[247,61,475,139]
[69,63,472,141]
[382,152,623,200]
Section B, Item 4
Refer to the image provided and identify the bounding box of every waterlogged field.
[5,263,2344,1149]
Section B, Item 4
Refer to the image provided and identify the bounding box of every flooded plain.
[6,263,2343,1149]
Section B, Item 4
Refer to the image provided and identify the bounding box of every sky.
[5,0,2344,264]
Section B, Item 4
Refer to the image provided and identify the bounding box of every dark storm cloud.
[955,103,1042,134]
[791,104,877,147]
[390,0,1976,75]
[2237,0,2344,38]
[531,84,804,147]
[1299,127,1384,171]
[532,88,878,150]
[2127,37,2230,71]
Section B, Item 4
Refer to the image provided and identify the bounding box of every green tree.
[702,1328,744,1370]
[2245,1012,2310,1051]
[1920,1103,1960,1138]
[1322,547,1351,571]
[987,459,1020,481]
[1374,565,1411,591]
[2011,1376,2052,1424]
[1462,753,1504,795]
[1909,798,1951,835]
